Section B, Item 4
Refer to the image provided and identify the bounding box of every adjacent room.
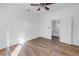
[0,3,79,56]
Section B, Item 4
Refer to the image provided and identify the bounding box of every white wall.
[0,4,40,49]
[1,3,79,49]
[40,4,79,45]
[72,6,79,46]
[55,5,79,45]
[40,12,60,39]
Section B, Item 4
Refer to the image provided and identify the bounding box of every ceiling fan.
[30,3,54,11]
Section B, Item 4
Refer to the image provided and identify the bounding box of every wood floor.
[0,37,79,56]
[18,37,79,56]
[0,44,18,56]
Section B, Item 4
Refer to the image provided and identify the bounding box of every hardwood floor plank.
[0,37,79,56]
[18,37,79,56]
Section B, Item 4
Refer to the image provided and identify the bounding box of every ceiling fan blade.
[45,6,49,10]
[37,7,40,11]
[45,3,54,5]
[30,4,40,6]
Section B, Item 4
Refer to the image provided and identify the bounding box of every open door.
[51,20,60,41]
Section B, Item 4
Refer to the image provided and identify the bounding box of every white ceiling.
[0,3,79,16]
[19,3,79,16]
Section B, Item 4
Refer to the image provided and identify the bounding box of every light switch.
[48,26,50,29]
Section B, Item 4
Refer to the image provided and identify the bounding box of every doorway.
[51,20,60,41]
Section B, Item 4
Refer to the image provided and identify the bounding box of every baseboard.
[28,37,51,41]
[59,41,72,45]
[40,36,51,40]
[71,44,79,47]
[39,37,51,40]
